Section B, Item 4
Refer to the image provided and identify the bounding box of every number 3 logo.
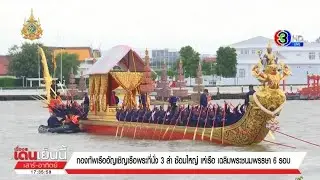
[278,31,288,44]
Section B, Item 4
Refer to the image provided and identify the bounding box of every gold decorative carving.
[21,9,43,40]
[89,75,95,112]
[109,72,143,109]
[100,75,108,112]
[88,106,117,121]
[94,75,101,112]
[84,41,290,146]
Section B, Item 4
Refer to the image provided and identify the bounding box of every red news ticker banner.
[14,152,306,175]
[14,162,301,174]
[15,161,67,169]
[64,169,301,175]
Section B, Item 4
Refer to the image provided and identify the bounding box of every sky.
[0,0,319,55]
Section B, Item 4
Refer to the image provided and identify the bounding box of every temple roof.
[86,45,145,75]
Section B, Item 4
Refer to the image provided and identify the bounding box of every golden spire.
[29,8,35,21]
[267,40,272,49]
[144,48,150,64]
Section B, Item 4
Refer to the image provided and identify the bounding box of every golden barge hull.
[80,42,289,146]
[80,102,274,146]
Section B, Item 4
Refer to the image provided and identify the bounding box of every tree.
[155,70,162,78]
[54,52,80,83]
[167,68,177,79]
[8,42,53,78]
[179,46,200,77]
[151,71,157,81]
[215,46,237,78]
[202,61,216,75]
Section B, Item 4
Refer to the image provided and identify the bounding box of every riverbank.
[0,85,315,101]
[0,92,312,101]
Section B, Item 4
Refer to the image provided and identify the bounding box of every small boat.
[38,125,81,134]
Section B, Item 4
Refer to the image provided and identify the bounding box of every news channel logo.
[274,30,304,47]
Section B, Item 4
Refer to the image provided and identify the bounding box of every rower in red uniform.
[56,92,63,105]
[64,113,80,129]
[48,95,58,114]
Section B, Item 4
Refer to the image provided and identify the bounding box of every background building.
[48,46,101,78]
[0,55,10,76]
[220,36,320,85]
[151,49,180,70]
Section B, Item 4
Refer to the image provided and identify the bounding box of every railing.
[0,85,306,96]
[0,88,46,95]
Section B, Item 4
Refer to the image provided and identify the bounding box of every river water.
[1,100,320,180]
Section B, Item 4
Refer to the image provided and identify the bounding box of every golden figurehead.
[21,9,43,40]
[257,41,279,73]
[251,41,291,119]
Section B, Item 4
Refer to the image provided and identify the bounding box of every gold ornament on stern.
[21,9,43,40]
[252,41,291,89]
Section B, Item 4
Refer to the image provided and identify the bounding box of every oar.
[119,110,132,138]
[151,109,167,140]
[50,87,57,97]
[31,96,61,113]
[201,108,210,140]
[182,106,193,139]
[193,106,203,141]
[221,103,227,144]
[115,111,128,137]
[34,94,47,103]
[168,107,184,140]
[120,110,134,138]
[158,109,170,140]
[143,109,155,139]
[133,110,147,139]
[123,110,138,137]
[268,131,275,140]
[36,94,46,100]
[162,109,179,140]
[30,95,47,105]
[209,105,218,141]
[31,95,54,110]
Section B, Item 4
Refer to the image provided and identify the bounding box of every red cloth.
[110,93,116,106]
[71,115,79,125]
[48,99,58,113]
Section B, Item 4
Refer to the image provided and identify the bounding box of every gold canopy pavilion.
[86,45,147,121]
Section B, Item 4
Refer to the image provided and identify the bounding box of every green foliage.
[215,46,237,78]
[167,68,177,78]
[155,70,162,78]
[179,46,201,77]
[0,76,24,87]
[151,71,157,80]
[54,52,80,83]
[8,42,53,78]
[202,61,216,75]
[0,77,16,87]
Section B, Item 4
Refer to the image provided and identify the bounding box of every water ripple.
[1,100,320,180]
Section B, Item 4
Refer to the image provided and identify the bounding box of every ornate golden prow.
[247,41,292,143]
[38,46,52,103]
